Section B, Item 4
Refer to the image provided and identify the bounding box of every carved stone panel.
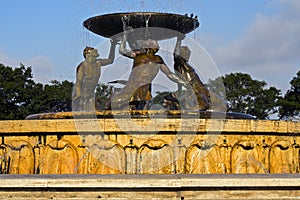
[231,140,266,174]
[269,140,294,173]
[84,140,125,174]
[138,139,174,174]
[41,138,78,174]
[0,140,34,174]
[186,140,225,174]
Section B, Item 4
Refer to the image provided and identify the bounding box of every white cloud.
[22,56,55,84]
[0,49,55,84]
[210,0,300,93]
[0,49,19,67]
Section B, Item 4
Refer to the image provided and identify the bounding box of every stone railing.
[0,113,299,175]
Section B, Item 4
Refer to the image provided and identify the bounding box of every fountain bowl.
[83,12,200,41]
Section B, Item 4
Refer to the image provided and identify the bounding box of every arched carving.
[0,140,35,174]
[269,140,294,173]
[42,138,78,174]
[138,139,174,174]
[185,140,225,174]
[87,140,125,174]
[231,140,265,174]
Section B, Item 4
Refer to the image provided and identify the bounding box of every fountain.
[0,11,299,200]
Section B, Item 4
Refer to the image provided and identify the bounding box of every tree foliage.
[0,64,73,119]
[208,73,282,119]
[0,64,36,119]
[95,84,113,110]
[42,80,73,112]
[279,70,300,120]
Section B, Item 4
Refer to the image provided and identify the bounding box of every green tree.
[0,63,74,119]
[279,70,300,120]
[41,80,73,112]
[208,73,281,119]
[95,84,113,110]
[0,63,36,119]
[25,80,73,115]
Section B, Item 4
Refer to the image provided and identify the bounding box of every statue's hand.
[123,26,134,38]
[125,25,133,32]
[110,35,120,45]
[177,34,186,41]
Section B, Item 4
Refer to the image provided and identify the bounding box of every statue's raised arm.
[119,34,136,59]
[100,38,118,66]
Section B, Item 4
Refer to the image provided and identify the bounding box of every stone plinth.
[0,174,300,199]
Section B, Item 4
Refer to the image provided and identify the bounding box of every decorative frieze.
[0,118,299,174]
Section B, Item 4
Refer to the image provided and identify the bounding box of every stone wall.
[0,118,299,175]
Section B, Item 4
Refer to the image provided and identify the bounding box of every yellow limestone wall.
[0,117,299,175]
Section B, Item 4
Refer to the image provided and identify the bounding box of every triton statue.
[111,32,191,110]
[73,39,117,111]
[170,35,228,111]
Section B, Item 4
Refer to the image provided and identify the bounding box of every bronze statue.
[173,35,210,110]
[73,40,117,111]
[172,36,228,111]
[111,33,191,110]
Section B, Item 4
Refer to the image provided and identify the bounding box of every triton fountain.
[0,11,299,200]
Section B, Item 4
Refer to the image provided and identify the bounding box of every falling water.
[121,15,131,34]
[140,1,145,12]
[145,14,151,39]
[193,19,197,40]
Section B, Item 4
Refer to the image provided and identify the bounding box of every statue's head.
[83,46,99,58]
[180,46,191,61]
[145,39,159,53]
[128,39,159,53]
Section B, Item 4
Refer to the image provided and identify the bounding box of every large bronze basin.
[83,12,199,40]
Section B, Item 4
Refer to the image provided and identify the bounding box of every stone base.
[1,174,300,199]
[0,118,299,174]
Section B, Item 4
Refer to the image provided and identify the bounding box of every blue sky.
[0,0,299,93]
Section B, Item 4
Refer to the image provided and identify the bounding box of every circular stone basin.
[83,12,200,40]
[25,111,256,120]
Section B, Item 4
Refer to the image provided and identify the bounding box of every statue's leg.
[111,89,132,110]
[197,93,210,111]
